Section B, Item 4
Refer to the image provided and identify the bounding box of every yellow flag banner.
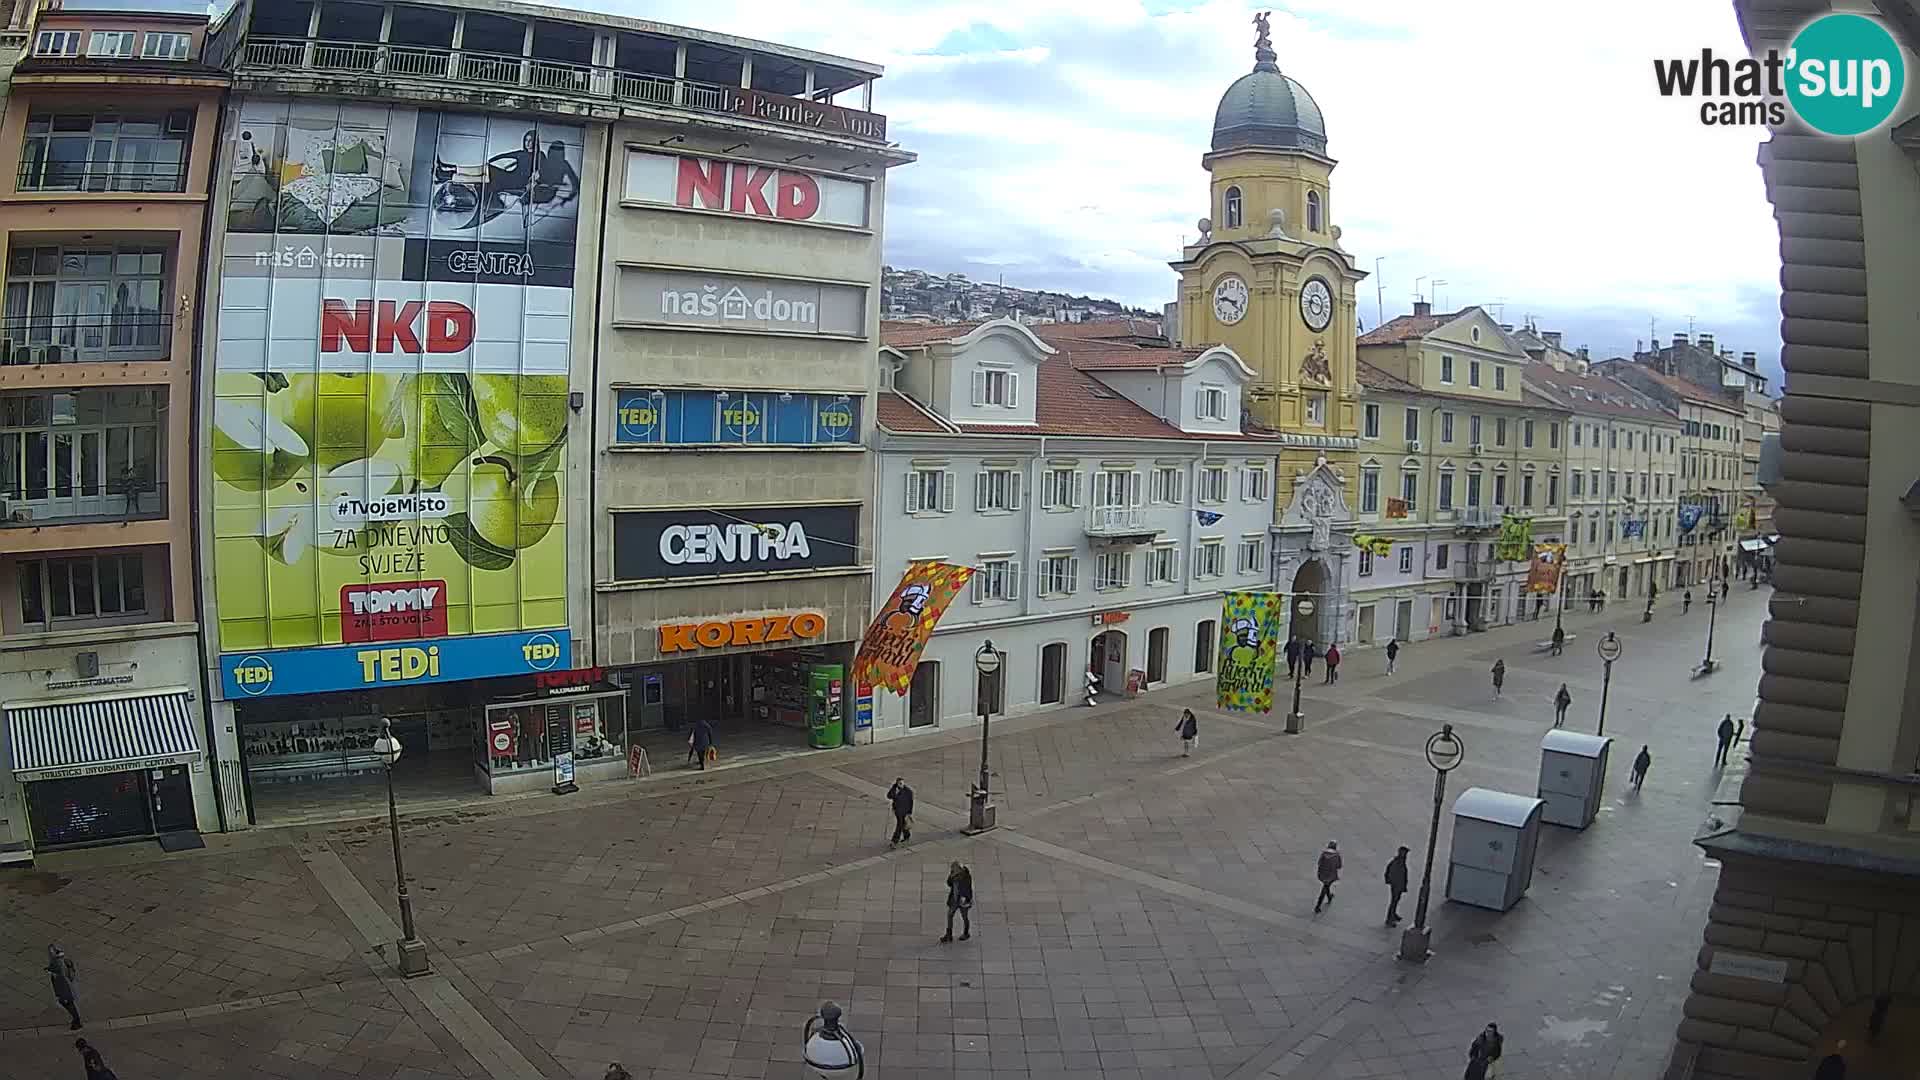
[1216,591,1281,713]
[1352,534,1394,557]
[1527,543,1567,594]
[852,561,976,694]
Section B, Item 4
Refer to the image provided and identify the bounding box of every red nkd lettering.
[729,164,775,216]
[321,299,474,354]
[675,157,727,211]
[775,171,820,220]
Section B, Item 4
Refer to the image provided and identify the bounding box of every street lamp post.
[1287,598,1316,734]
[1596,632,1622,737]
[1399,723,1464,963]
[1701,585,1721,675]
[802,1002,864,1079]
[372,718,430,977]
[967,641,1000,834]
[1553,567,1566,637]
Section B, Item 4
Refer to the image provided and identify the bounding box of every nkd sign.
[623,151,870,229]
[615,267,866,338]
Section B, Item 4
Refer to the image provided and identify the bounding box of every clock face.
[1300,277,1334,332]
[1212,275,1249,325]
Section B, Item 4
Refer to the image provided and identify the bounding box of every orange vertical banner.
[852,561,976,694]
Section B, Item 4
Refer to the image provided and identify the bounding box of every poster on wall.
[852,561,976,695]
[1216,591,1280,714]
[209,100,582,676]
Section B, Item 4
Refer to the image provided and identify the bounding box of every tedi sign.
[1653,13,1906,135]
[612,504,861,581]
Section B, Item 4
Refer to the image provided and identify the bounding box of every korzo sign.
[613,504,860,581]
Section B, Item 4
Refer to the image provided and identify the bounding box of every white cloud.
[590,0,1784,373]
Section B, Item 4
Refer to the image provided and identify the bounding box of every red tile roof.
[1613,363,1745,411]
[1356,361,1419,394]
[880,321,984,347]
[1357,360,1569,413]
[1520,363,1676,423]
[1029,317,1164,344]
[1057,342,1206,371]
[875,390,954,434]
[1356,309,1469,345]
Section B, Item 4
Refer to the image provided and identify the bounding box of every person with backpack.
[940,862,973,943]
[1175,708,1199,756]
[1313,841,1342,913]
[1554,683,1573,728]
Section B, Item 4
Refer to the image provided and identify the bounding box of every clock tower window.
[1306,191,1322,232]
[1224,186,1243,229]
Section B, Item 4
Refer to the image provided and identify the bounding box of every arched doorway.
[1089,629,1128,698]
[1290,559,1329,644]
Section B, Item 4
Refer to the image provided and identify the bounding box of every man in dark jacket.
[1385,638,1400,675]
[1175,709,1199,756]
[1314,841,1341,913]
[689,718,714,770]
[887,778,914,845]
[1554,683,1573,728]
[940,861,973,943]
[1470,1023,1504,1078]
[1300,640,1317,678]
[1384,846,1410,926]
[1631,745,1653,790]
[1715,714,1737,767]
[1284,636,1302,679]
[75,1039,116,1080]
[46,944,80,1029]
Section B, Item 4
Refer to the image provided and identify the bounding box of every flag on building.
[1679,505,1705,533]
[1495,514,1533,562]
[852,561,976,694]
[1216,591,1281,714]
[1385,497,1411,519]
[1622,518,1647,539]
[1527,543,1567,594]
[1735,506,1754,529]
[1196,510,1223,526]
[1352,534,1394,557]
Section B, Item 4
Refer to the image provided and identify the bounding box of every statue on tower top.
[1252,11,1277,70]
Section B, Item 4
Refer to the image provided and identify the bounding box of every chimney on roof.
[1698,332,1714,352]
[1673,332,1688,348]
[1412,299,1432,317]
[1741,350,1757,366]
[1499,323,1514,332]
[1542,331,1562,349]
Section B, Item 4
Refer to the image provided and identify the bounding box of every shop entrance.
[1040,643,1066,705]
[1146,627,1169,684]
[614,644,852,772]
[909,662,939,728]
[1090,629,1128,696]
[1395,599,1414,642]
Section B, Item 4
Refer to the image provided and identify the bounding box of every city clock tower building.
[1170,14,1366,645]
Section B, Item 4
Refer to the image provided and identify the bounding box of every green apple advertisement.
[212,100,581,665]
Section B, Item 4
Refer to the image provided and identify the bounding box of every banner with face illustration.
[212,100,584,697]
[1216,591,1281,714]
[853,562,976,695]
[1527,543,1567,594]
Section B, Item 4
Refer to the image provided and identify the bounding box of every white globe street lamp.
[803,1002,863,1079]
[375,718,429,977]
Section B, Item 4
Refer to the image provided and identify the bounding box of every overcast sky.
[588,0,1782,378]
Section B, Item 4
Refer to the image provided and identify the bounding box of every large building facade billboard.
[209,99,582,695]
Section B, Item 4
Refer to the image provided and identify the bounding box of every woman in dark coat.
[941,862,973,943]
[689,718,715,770]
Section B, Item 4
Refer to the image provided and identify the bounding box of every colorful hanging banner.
[1622,517,1647,539]
[1679,504,1705,533]
[852,561,976,694]
[1527,543,1567,594]
[1216,591,1281,714]
[1384,497,1411,520]
[1494,513,1533,562]
[1734,506,1755,530]
[1352,533,1394,557]
[1196,509,1223,526]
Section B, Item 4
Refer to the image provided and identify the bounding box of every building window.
[1398,547,1414,574]
[1306,190,1323,231]
[1523,419,1535,448]
[1435,543,1450,570]
[1095,550,1131,591]
[1,389,162,513]
[1572,424,1582,448]
[1195,620,1216,674]
[1609,428,1618,449]
[1237,535,1267,575]
[1495,366,1507,391]
[1198,465,1229,504]
[1041,467,1081,510]
[1607,471,1617,497]
[1363,403,1380,439]
[1440,355,1454,384]
[1196,385,1228,420]
[1149,465,1183,505]
[34,30,81,57]
[140,31,192,60]
[18,112,191,193]
[1493,472,1507,506]
[1441,412,1455,443]
[975,467,1022,512]
[972,367,1019,408]
[1521,473,1535,506]
[1305,392,1326,426]
[4,245,171,358]
[1469,415,1483,446]
[1146,544,1180,585]
[1467,470,1483,507]
[1224,186,1243,229]
[1037,552,1078,596]
[1400,468,1419,510]
[1241,463,1270,502]
[1358,548,1374,576]
[1495,417,1508,447]
[906,467,952,514]
[1469,359,1482,387]
[17,552,147,628]
[1404,407,1420,442]
[1549,422,1560,449]
[1438,467,1456,510]
[1194,539,1226,578]
[87,30,138,57]
[1094,468,1140,509]
[971,557,1020,603]
[1571,471,1584,498]
[1588,519,1598,544]
[1360,467,1380,513]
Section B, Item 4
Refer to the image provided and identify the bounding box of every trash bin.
[1537,730,1612,829]
[1445,787,1545,912]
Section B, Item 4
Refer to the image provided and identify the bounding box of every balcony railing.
[1457,506,1504,530]
[238,36,890,143]
[1,481,167,527]
[16,161,187,194]
[1,313,172,364]
[1086,506,1161,541]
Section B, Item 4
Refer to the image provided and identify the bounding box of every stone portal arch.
[1290,558,1329,644]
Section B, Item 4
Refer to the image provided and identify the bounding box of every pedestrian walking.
[887,777,914,845]
[46,944,80,1030]
[940,861,973,943]
[603,1066,633,1080]
[1549,625,1564,656]
[1813,1051,1847,1080]
[1175,708,1199,756]
[687,717,714,770]
[1721,579,1730,600]
[1470,1023,1505,1078]
[1385,638,1400,675]
[1463,1047,1489,1080]
[1631,744,1653,790]
[1683,589,1693,614]
[1383,846,1409,926]
[1323,644,1341,684]
[1715,715,1737,767]
[1301,639,1317,678]
[1553,683,1572,728]
[74,1039,116,1080]
[1490,659,1506,701]
[1313,841,1342,913]
[1284,636,1302,679]
[1735,716,1746,746]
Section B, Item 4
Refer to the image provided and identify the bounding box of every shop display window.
[479,695,625,774]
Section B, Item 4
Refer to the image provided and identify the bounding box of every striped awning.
[7,690,201,782]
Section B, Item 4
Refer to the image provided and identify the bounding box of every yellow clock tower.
[1170,12,1366,642]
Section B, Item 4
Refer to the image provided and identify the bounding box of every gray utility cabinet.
[1445,787,1545,912]
[1537,730,1613,829]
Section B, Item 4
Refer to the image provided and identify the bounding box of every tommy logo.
[340,580,449,643]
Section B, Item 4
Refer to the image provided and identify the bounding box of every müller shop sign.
[623,151,871,229]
